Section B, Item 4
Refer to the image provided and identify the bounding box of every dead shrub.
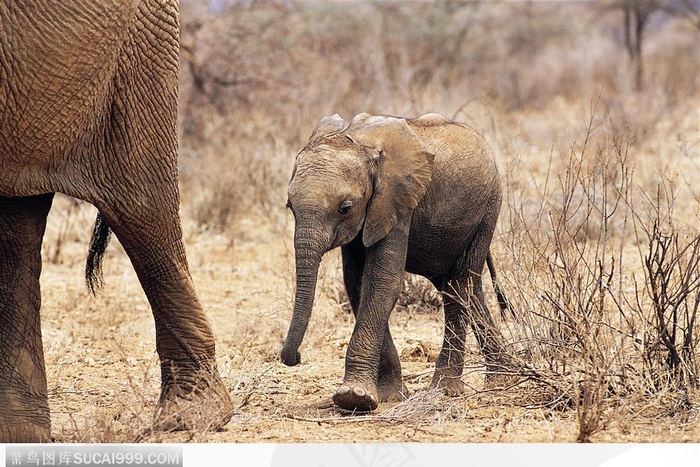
[633,191,700,398]
[495,101,699,441]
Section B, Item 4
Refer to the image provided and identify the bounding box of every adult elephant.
[282,113,513,412]
[0,0,232,442]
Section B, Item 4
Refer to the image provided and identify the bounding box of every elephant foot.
[484,368,520,389]
[0,421,51,443]
[152,364,233,433]
[332,383,378,412]
[484,354,520,388]
[377,379,409,403]
[0,387,52,442]
[430,374,465,396]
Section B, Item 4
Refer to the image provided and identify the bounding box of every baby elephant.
[282,112,512,412]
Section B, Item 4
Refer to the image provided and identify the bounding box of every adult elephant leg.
[0,194,54,442]
[431,283,468,396]
[99,202,232,432]
[88,3,232,431]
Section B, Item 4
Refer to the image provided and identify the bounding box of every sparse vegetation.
[38,0,698,442]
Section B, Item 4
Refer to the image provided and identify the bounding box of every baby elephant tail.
[86,212,112,295]
[486,251,515,319]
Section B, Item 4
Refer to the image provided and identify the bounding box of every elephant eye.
[338,200,353,215]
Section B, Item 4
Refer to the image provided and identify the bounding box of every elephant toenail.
[337,385,351,396]
[353,386,366,397]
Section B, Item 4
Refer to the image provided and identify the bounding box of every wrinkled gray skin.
[0,0,232,442]
[282,112,512,412]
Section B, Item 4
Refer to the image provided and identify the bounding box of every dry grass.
[34,1,700,443]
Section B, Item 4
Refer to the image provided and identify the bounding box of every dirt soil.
[40,197,699,443]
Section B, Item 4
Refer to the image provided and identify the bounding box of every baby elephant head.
[281,113,435,366]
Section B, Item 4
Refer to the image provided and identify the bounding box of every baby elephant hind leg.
[464,274,514,380]
[431,274,514,395]
[431,289,468,396]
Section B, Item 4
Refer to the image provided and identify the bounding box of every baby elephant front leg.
[333,308,387,411]
[333,223,409,412]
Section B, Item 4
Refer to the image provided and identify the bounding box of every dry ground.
[40,194,699,443]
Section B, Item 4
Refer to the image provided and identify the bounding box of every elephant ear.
[308,114,346,143]
[345,115,436,247]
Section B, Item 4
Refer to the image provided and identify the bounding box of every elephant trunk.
[281,226,326,366]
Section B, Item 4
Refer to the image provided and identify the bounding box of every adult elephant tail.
[486,251,515,319]
[86,212,112,295]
